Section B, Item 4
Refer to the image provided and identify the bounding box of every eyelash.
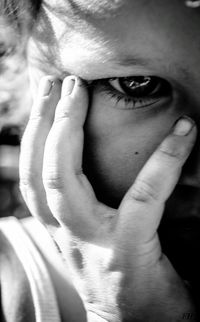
[88,77,172,110]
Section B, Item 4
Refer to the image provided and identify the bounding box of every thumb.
[117,116,197,246]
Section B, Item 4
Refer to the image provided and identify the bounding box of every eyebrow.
[58,54,151,80]
[58,49,193,86]
[114,55,150,67]
[114,55,192,83]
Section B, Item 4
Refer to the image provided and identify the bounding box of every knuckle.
[29,114,43,122]
[29,105,47,120]
[19,170,39,189]
[42,172,65,190]
[129,178,159,203]
[159,140,185,161]
[54,113,70,124]
[54,103,71,122]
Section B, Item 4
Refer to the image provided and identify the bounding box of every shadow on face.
[29,0,200,284]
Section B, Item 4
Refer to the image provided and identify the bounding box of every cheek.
[83,96,179,207]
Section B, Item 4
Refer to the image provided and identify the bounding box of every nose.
[180,131,200,188]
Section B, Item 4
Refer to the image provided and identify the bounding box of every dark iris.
[119,76,170,97]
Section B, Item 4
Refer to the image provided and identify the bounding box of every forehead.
[32,0,200,82]
[65,0,126,16]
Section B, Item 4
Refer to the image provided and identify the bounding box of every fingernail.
[62,77,75,96]
[173,116,195,136]
[39,78,53,96]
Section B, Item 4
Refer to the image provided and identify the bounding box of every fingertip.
[156,116,197,172]
[61,76,76,97]
[173,116,196,137]
[38,75,59,97]
[170,115,197,155]
[72,77,89,110]
[61,76,88,100]
[59,76,89,118]
[31,77,61,119]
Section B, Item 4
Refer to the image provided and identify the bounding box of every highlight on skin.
[185,0,200,8]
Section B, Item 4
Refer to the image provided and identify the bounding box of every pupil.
[124,76,151,89]
[119,76,157,96]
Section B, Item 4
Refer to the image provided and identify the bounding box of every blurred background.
[0,60,31,219]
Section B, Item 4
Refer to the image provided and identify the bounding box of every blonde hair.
[0,0,41,127]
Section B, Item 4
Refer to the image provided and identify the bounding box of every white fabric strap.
[0,217,61,322]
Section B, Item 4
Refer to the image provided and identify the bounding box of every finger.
[19,76,61,227]
[43,76,88,186]
[43,76,99,239]
[118,116,197,245]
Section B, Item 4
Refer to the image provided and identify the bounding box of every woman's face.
[29,0,200,259]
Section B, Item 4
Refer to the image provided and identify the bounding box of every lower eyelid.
[96,85,165,110]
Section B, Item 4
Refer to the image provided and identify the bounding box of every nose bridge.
[181,133,200,187]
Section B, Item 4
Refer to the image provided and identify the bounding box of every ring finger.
[19,76,61,227]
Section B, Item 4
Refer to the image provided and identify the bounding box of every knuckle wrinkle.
[129,179,159,203]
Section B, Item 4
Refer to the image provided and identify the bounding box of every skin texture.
[27,0,200,302]
[19,75,197,321]
[28,0,200,202]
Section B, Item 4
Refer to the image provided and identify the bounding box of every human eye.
[89,76,172,110]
